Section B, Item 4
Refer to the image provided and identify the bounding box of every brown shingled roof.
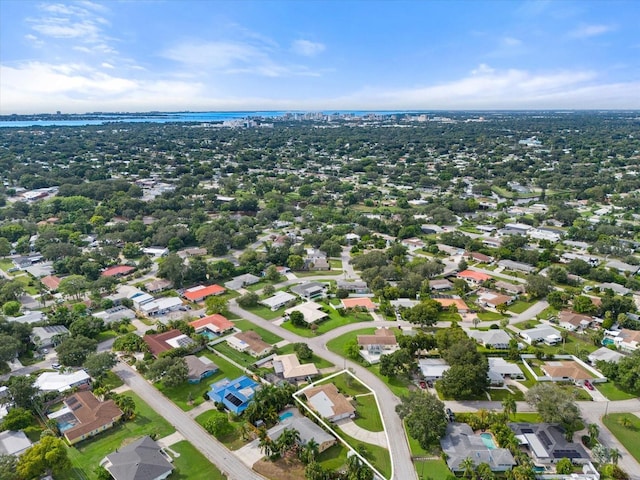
[62,391,123,442]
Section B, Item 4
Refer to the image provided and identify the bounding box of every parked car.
[426,380,433,388]
[419,381,427,389]
[52,363,61,370]
[584,380,594,391]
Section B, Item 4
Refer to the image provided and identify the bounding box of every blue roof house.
[207,376,259,414]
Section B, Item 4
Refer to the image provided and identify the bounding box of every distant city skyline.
[1,0,639,114]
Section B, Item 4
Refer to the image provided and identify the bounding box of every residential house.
[207,376,259,414]
[143,329,195,357]
[144,279,173,294]
[457,270,491,285]
[129,291,154,310]
[477,290,514,309]
[40,275,62,292]
[606,260,640,275]
[519,326,562,346]
[468,330,512,349]
[291,282,327,299]
[541,360,598,386]
[434,297,469,313]
[441,423,516,472]
[184,355,218,384]
[49,391,123,445]
[227,331,272,357]
[587,347,625,365]
[401,237,426,251]
[494,281,526,295]
[303,383,355,422]
[142,247,169,258]
[419,358,450,381]
[429,279,453,291]
[341,297,377,311]
[487,358,525,382]
[180,247,208,258]
[0,430,32,456]
[509,423,590,465]
[189,314,235,337]
[305,249,330,271]
[102,435,174,480]
[598,282,631,296]
[260,291,296,311]
[465,252,494,264]
[8,310,46,324]
[336,280,370,294]
[498,260,536,274]
[139,297,184,317]
[273,354,319,382]
[224,273,261,291]
[267,415,335,453]
[31,325,69,349]
[612,328,640,352]
[482,237,502,248]
[101,265,136,278]
[35,371,91,393]
[182,284,226,303]
[93,306,136,324]
[558,311,593,332]
[357,328,399,363]
[529,228,562,242]
[390,298,420,310]
[285,302,328,325]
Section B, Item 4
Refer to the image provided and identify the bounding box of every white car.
[52,363,61,370]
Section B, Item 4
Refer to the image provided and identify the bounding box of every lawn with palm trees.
[603,413,640,463]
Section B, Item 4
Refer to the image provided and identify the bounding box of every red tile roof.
[457,270,491,282]
[189,314,234,333]
[101,265,136,277]
[341,297,376,310]
[143,329,184,357]
[62,391,123,443]
[41,275,62,290]
[183,284,226,301]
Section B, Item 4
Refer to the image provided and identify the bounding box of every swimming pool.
[602,338,614,346]
[279,412,293,422]
[57,420,75,432]
[480,433,497,450]
[200,330,216,340]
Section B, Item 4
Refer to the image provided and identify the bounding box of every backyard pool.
[602,338,615,346]
[480,433,497,450]
[200,330,216,340]
[57,420,76,432]
[279,411,293,422]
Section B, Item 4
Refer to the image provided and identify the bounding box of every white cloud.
[569,24,615,39]
[291,39,325,56]
[101,62,114,69]
[502,37,522,47]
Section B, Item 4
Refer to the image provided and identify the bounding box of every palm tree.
[460,457,476,479]
[618,416,632,428]
[502,397,517,420]
[609,448,620,465]
[258,429,274,459]
[588,423,599,444]
[475,462,495,480]
[113,394,136,420]
[477,408,489,430]
[276,427,300,456]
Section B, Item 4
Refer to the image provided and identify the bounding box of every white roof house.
[519,326,562,345]
[488,357,524,379]
[273,354,319,380]
[285,302,328,324]
[419,358,450,380]
[0,430,32,456]
[260,291,296,311]
[35,371,91,392]
[588,347,625,365]
[468,330,512,349]
[139,297,184,316]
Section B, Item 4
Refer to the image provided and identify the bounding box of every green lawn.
[157,353,244,411]
[66,392,175,479]
[170,440,227,480]
[335,428,392,479]
[324,372,370,396]
[14,274,39,295]
[415,459,451,480]
[596,382,639,401]
[603,413,640,463]
[488,388,524,401]
[326,327,377,357]
[512,319,541,330]
[0,258,14,271]
[295,270,343,277]
[368,363,411,398]
[233,319,283,344]
[330,259,343,269]
[317,443,349,471]
[511,412,543,422]
[213,342,261,368]
[437,311,462,322]
[194,410,246,450]
[476,311,508,321]
[102,370,124,390]
[508,300,536,314]
[353,394,384,432]
[242,304,287,320]
[277,343,335,369]
[280,307,372,338]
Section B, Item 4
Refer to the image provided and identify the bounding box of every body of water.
[480,432,497,449]
[0,110,415,128]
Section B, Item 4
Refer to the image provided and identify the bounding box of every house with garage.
[101,265,136,278]
[303,383,356,423]
[224,273,261,291]
[509,423,590,466]
[419,358,450,381]
[457,270,491,285]
[49,391,123,445]
[273,354,319,382]
[611,328,640,352]
[35,370,91,393]
[143,329,196,357]
[519,326,562,346]
[102,435,174,480]
[341,297,377,311]
[441,423,516,473]
[40,275,62,292]
[429,279,453,291]
[31,325,69,349]
[336,280,370,294]
[494,281,526,295]
[498,260,536,274]
[433,297,469,313]
[357,327,399,363]
[291,282,327,300]
[260,291,296,311]
[227,331,272,357]
[189,314,235,338]
[207,376,259,414]
[588,347,625,365]
[540,360,599,386]
[93,305,136,324]
[477,290,514,310]
[468,329,512,349]
[185,355,218,384]
[0,430,32,456]
[144,279,173,294]
[558,310,593,332]
[285,302,328,325]
[182,284,225,303]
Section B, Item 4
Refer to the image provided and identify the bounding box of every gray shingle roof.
[104,436,173,480]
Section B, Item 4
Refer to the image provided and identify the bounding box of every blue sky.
[1,0,638,113]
